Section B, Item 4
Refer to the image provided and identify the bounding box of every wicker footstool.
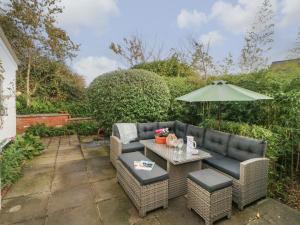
[117,152,168,217]
[187,169,232,225]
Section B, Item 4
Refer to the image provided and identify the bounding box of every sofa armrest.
[110,135,122,154]
[110,135,122,167]
[240,158,269,185]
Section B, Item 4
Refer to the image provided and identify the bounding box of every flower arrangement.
[155,128,169,144]
[155,128,169,137]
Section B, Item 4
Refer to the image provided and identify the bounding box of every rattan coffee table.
[140,139,211,199]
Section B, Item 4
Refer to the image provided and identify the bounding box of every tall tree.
[190,40,216,80]
[288,28,300,59]
[219,53,234,75]
[2,0,79,106]
[109,35,162,66]
[239,0,274,73]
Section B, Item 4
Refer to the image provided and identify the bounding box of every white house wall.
[0,36,17,142]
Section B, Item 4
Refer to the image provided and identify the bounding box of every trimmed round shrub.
[87,69,171,133]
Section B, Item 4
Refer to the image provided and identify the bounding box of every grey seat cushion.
[158,121,175,133]
[203,129,230,156]
[188,169,232,193]
[122,142,145,153]
[186,125,206,147]
[175,121,188,140]
[228,135,266,162]
[118,152,168,185]
[203,151,240,179]
[137,122,158,140]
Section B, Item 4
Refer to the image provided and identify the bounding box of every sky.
[54,0,300,84]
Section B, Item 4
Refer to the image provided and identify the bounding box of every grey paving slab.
[87,164,116,183]
[4,172,52,198]
[55,160,87,175]
[47,184,94,214]
[0,193,49,224]
[91,178,124,202]
[85,156,111,170]
[52,170,89,192]
[81,144,109,159]
[46,203,101,225]
[97,196,134,225]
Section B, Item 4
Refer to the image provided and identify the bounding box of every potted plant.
[155,128,169,144]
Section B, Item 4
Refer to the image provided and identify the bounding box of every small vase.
[155,136,167,144]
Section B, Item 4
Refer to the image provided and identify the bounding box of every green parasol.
[176,80,273,128]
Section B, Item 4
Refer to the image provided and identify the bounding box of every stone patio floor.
[1,135,300,225]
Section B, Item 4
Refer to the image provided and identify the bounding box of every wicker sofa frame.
[187,178,232,225]
[116,160,168,217]
[110,121,269,210]
[203,157,269,210]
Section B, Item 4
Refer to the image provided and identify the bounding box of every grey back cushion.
[186,125,206,147]
[112,124,120,138]
[137,122,158,140]
[227,135,266,161]
[175,121,188,140]
[158,121,175,133]
[204,129,230,156]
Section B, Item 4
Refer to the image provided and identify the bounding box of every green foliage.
[133,57,198,77]
[16,96,92,118]
[164,77,203,123]
[25,124,74,137]
[88,69,171,134]
[16,58,85,102]
[65,122,99,136]
[26,121,99,137]
[201,119,300,201]
[0,134,44,189]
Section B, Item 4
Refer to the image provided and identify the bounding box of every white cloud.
[280,0,300,26]
[57,0,119,34]
[211,0,277,34]
[177,9,208,29]
[199,31,224,46]
[73,56,123,85]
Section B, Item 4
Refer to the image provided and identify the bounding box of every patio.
[0,135,300,225]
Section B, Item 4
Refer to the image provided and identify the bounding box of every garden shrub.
[0,134,44,189]
[164,77,202,124]
[26,121,99,137]
[133,57,198,77]
[87,69,171,134]
[16,95,92,118]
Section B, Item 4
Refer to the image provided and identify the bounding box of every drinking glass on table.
[177,138,184,154]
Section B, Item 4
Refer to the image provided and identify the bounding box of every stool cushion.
[188,169,232,193]
[119,152,168,185]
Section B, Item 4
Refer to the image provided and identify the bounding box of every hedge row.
[25,121,99,137]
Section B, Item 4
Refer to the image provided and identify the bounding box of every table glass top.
[140,139,211,165]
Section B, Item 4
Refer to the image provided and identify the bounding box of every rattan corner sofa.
[110,121,269,210]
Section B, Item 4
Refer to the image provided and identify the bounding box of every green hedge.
[201,119,300,201]
[133,57,198,77]
[16,95,93,118]
[0,134,44,189]
[88,69,171,134]
[26,121,99,137]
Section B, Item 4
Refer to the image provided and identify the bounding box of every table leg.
[167,161,202,199]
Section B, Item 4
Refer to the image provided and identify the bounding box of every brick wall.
[16,113,70,134]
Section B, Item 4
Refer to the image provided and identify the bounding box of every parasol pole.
[218,102,221,130]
